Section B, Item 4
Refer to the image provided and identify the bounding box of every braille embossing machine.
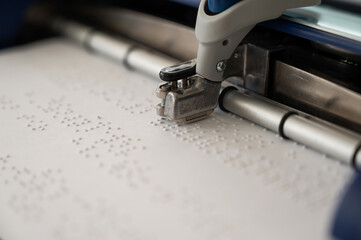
[20,0,361,238]
[156,0,361,171]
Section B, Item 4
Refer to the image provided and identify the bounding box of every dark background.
[0,0,360,48]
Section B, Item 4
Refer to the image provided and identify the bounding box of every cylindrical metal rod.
[219,87,288,132]
[283,115,360,165]
[219,87,361,169]
[51,18,177,80]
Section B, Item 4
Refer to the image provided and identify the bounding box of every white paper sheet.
[0,38,353,240]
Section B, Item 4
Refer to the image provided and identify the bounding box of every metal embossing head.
[156,59,221,123]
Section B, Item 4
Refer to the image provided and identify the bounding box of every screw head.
[216,61,226,72]
[233,53,241,59]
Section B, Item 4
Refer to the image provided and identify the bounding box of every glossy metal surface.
[51,18,176,80]
[220,87,361,168]
[72,7,198,61]
[157,76,221,123]
[283,115,361,165]
[224,44,270,95]
[221,88,288,132]
[272,61,361,133]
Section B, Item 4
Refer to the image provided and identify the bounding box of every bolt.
[171,81,177,90]
[216,61,226,72]
[233,53,241,59]
[180,79,188,89]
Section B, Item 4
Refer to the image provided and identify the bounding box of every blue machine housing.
[332,173,361,240]
[207,0,241,13]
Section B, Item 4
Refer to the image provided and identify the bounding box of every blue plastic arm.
[207,0,242,13]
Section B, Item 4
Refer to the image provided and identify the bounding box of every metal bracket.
[156,76,221,123]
